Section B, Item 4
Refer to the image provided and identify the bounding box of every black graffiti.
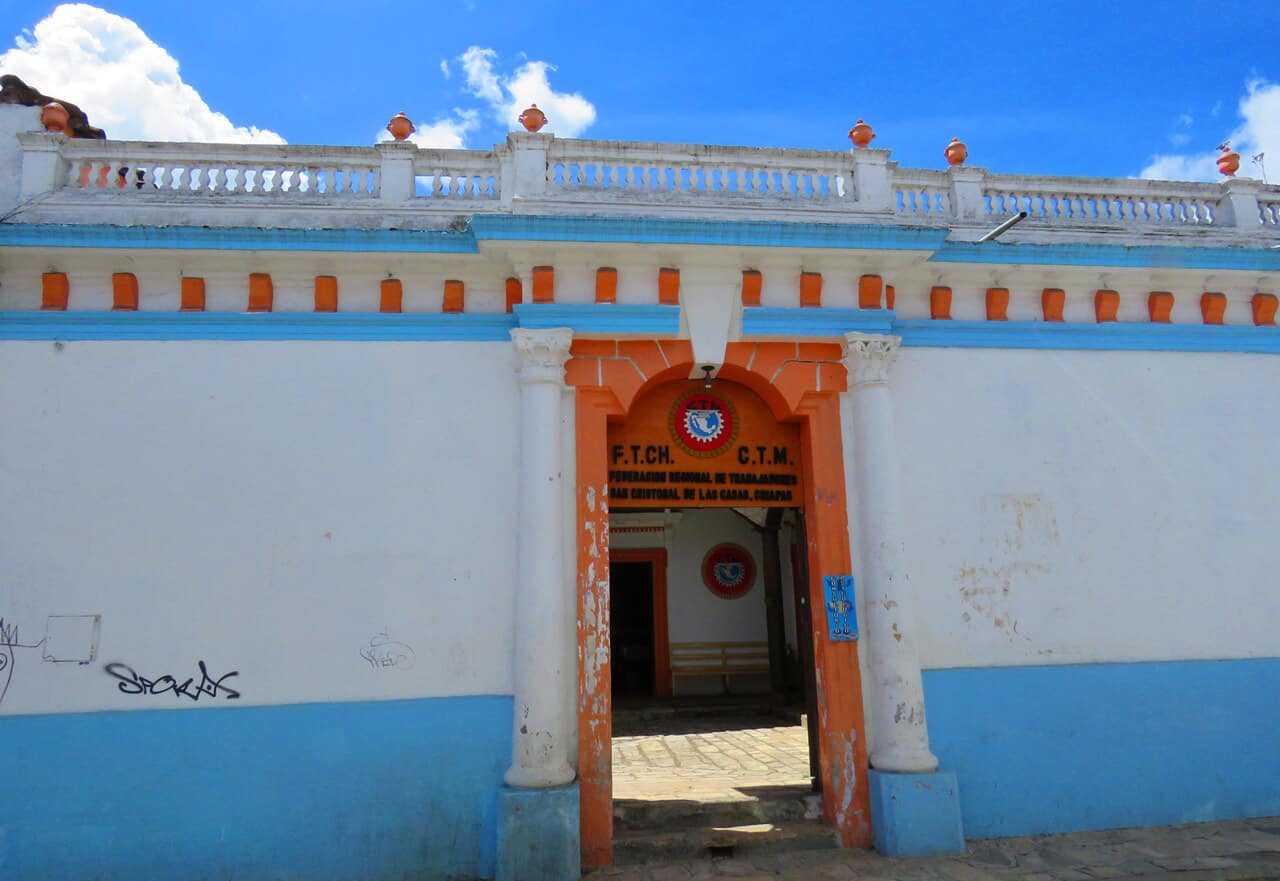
[0,617,47,709]
[104,660,240,701]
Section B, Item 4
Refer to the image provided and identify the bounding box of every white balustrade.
[411,149,501,200]
[58,140,381,198]
[981,175,1221,226]
[14,131,1280,241]
[546,139,852,202]
[893,170,952,217]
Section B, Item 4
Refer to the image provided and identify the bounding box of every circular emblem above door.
[701,543,756,599]
[669,391,738,457]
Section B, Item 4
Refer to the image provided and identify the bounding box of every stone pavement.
[586,815,1280,881]
[612,711,812,802]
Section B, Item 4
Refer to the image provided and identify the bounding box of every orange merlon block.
[111,273,139,311]
[443,279,465,314]
[180,277,206,312]
[1149,291,1174,323]
[741,270,762,307]
[595,268,617,304]
[930,286,952,320]
[1252,293,1278,326]
[505,277,522,313]
[800,272,823,308]
[1201,292,1226,325]
[986,287,1009,321]
[1042,288,1065,322]
[532,266,555,304]
[315,276,338,313]
[1095,289,1119,323]
[41,272,69,310]
[380,278,403,313]
[885,284,896,311]
[658,268,680,305]
[248,273,273,313]
[858,274,882,309]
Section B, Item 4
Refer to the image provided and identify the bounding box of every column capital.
[511,327,572,385]
[842,332,902,386]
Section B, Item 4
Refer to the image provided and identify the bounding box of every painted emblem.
[669,391,738,457]
[702,543,756,599]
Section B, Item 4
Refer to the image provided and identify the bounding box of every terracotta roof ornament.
[518,104,548,133]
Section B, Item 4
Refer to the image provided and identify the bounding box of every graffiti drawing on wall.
[0,617,46,709]
[104,660,241,701]
[361,631,416,670]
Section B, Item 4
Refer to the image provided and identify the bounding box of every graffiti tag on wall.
[0,618,47,709]
[104,660,241,701]
[360,631,416,670]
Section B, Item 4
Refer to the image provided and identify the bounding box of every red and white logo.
[702,543,756,599]
[669,391,737,457]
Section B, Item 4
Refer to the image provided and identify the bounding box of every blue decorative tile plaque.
[823,575,858,641]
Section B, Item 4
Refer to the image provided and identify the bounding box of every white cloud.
[1141,79,1280,181]
[459,46,596,138]
[0,3,283,143]
[439,59,451,79]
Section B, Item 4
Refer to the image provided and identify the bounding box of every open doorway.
[608,507,825,864]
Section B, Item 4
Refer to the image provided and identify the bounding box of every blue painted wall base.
[868,769,965,858]
[496,783,580,881]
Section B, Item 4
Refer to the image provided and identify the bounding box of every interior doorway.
[609,548,670,700]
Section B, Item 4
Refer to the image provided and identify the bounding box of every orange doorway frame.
[608,548,672,698]
[570,338,871,868]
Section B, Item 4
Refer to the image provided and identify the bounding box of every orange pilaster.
[248,273,273,312]
[796,392,872,847]
[885,284,896,311]
[1201,292,1226,325]
[1095,289,1119,323]
[658,268,680,305]
[741,270,762,307]
[380,279,403,313]
[180,277,206,312]
[929,286,952,320]
[800,272,823,308]
[1253,293,1278,326]
[532,266,555,304]
[595,268,617,304]
[443,279,465,314]
[858,275,882,309]
[505,277,523,313]
[1149,291,1174,323]
[1042,288,1065,322]
[315,276,338,313]
[111,273,138,311]
[986,287,1009,321]
[41,272,69,310]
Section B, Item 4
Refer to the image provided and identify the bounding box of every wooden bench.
[669,641,769,695]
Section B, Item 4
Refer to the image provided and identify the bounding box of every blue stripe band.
[931,240,1280,271]
[514,303,680,334]
[742,309,1280,353]
[0,311,518,340]
[0,224,478,253]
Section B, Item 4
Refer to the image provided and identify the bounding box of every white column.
[842,332,938,773]
[506,327,576,789]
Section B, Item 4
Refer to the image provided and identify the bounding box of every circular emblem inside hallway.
[702,543,756,599]
[669,390,738,457]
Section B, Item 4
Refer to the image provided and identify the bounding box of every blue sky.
[2,1,1278,181]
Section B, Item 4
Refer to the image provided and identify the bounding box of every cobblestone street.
[590,815,1280,881]
[612,711,812,802]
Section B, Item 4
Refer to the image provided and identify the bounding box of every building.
[1,100,1278,881]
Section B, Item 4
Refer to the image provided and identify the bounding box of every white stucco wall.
[848,347,1280,671]
[0,340,521,715]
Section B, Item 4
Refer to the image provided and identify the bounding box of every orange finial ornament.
[1216,142,1240,176]
[386,112,415,141]
[41,101,70,134]
[848,119,875,148]
[519,104,548,133]
[945,137,968,166]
